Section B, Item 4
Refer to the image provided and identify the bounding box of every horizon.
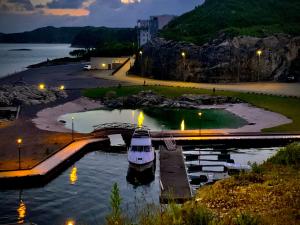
[0,0,203,33]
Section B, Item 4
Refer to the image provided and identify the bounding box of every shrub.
[234,212,261,225]
[106,183,124,225]
[267,143,300,167]
[105,91,117,99]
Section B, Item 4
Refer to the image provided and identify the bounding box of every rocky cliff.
[133,34,300,83]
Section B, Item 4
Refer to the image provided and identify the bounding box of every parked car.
[83,64,91,70]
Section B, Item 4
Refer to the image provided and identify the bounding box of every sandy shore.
[221,103,292,133]
[32,97,102,133]
[33,100,291,133]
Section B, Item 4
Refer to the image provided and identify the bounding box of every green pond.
[59,108,247,133]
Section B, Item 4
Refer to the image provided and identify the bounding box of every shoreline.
[32,99,292,134]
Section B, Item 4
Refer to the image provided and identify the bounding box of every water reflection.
[137,111,144,128]
[69,166,78,185]
[181,119,185,131]
[126,163,156,187]
[66,219,75,225]
[17,191,26,224]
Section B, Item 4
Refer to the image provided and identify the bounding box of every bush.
[267,143,300,167]
[105,91,117,99]
[234,212,261,225]
[249,162,264,174]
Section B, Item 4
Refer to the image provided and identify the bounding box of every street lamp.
[256,50,263,81]
[71,117,74,141]
[38,83,45,90]
[139,50,143,76]
[17,138,22,169]
[59,85,65,91]
[198,112,203,136]
[181,52,186,72]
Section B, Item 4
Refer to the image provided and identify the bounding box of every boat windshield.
[131,146,151,152]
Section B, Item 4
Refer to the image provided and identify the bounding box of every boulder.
[0,84,68,106]
[132,34,300,82]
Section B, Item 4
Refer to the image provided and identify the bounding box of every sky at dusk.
[0,0,203,33]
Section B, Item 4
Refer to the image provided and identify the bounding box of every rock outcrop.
[133,34,300,83]
[0,85,68,106]
[104,90,241,109]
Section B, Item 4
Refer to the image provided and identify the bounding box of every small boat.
[128,128,155,172]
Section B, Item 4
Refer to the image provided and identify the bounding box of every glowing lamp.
[38,83,45,90]
[17,138,22,145]
[256,50,262,57]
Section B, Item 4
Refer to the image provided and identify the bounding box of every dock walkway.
[0,138,104,179]
[160,146,191,203]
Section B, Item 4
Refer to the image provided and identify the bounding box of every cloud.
[0,0,203,32]
[0,0,34,12]
[121,0,141,4]
[46,0,86,9]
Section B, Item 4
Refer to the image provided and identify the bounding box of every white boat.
[128,128,155,172]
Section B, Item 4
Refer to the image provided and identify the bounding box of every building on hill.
[137,15,176,47]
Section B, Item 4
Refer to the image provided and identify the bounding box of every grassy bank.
[83,85,300,132]
[106,143,300,225]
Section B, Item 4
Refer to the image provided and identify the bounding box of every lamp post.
[198,112,203,137]
[59,85,65,91]
[17,138,22,170]
[38,83,45,90]
[139,50,143,76]
[256,50,262,81]
[71,117,74,141]
[181,52,186,67]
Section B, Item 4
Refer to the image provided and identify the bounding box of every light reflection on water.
[58,108,248,133]
[0,147,279,224]
[69,166,78,185]
[0,152,160,225]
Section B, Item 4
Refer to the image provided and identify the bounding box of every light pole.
[181,51,186,67]
[139,50,143,76]
[256,50,262,81]
[38,83,45,90]
[71,117,74,141]
[198,112,203,137]
[17,138,22,170]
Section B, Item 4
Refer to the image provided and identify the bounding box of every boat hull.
[129,160,154,172]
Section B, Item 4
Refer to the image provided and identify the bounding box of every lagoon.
[58,108,248,133]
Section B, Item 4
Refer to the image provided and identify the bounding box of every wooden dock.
[0,138,106,186]
[160,146,191,203]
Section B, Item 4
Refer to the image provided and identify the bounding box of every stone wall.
[133,34,300,83]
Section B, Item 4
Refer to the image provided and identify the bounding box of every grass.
[83,85,300,132]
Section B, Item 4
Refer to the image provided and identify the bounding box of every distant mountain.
[71,27,137,48]
[0,26,83,43]
[0,26,137,47]
[161,0,300,45]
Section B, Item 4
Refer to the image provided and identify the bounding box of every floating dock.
[160,146,192,203]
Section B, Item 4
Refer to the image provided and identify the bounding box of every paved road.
[105,59,300,97]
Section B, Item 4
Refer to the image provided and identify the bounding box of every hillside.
[161,0,300,45]
[71,27,136,48]
[0,26,83,43]
[0,26,136,47]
